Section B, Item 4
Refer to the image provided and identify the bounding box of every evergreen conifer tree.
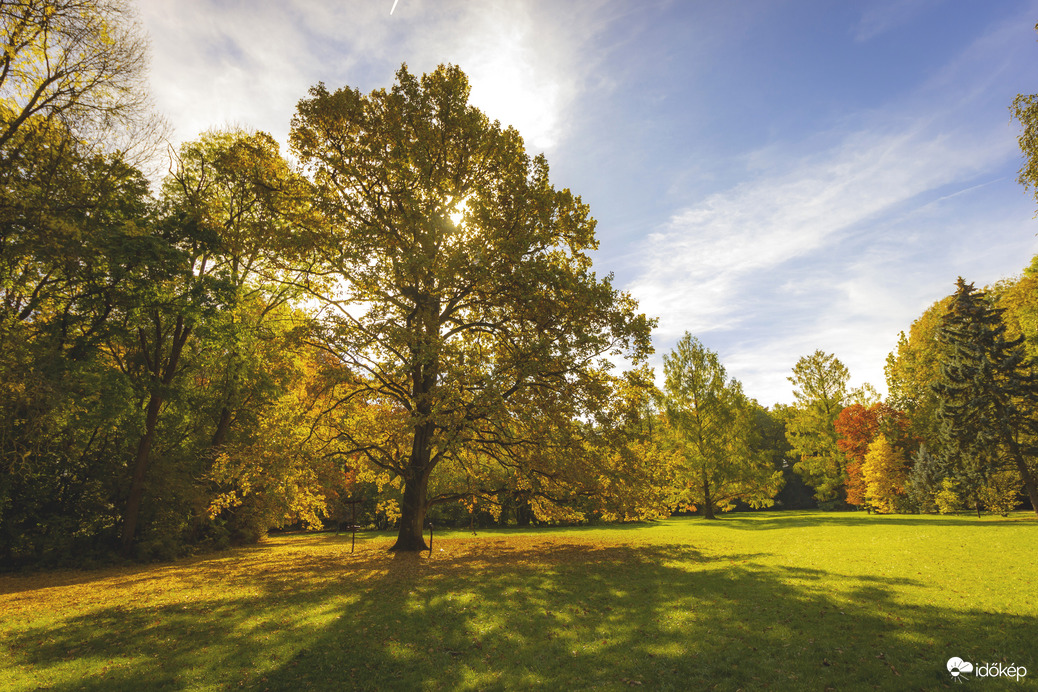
[906,446,943,513]
[933,278,1038,515]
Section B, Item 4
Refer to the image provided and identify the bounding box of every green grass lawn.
[1,511,1035,691]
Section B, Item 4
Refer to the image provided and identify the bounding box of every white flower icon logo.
[947,657,974,678]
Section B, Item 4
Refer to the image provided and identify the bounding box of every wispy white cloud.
[631,121,1009,341]
[627,7,1037,404]
[854,0,944,42]
[138,0,317,147]
[631,124,1035,405]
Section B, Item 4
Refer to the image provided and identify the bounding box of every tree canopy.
[289,64,655,550]
[660,333,781,518]
[785,350,851,502]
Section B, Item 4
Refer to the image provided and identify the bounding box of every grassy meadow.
[1,512,1036,691]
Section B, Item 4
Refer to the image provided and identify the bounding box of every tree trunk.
[120,393,162,555]
[390,421,436,551]
[210,405,233,448]
[1005,436,1038,516]
[1016,457,1038,517]
[702,472,716,520]
[119,314,191,556]
[515,491,534,527]
[391,465,431,551]
[391,292,441,552]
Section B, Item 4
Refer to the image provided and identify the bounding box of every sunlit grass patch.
[1,512,1036,690]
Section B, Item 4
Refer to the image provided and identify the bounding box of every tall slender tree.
[934,278,1038,516]
[785,350,850,502]
[661,333,781,518]
[885,299,949,447]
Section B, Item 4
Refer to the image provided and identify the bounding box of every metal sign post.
[342,498,363,553]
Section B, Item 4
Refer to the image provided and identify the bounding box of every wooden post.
[351,499,357,553]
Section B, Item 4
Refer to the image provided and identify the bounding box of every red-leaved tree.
[835,403,912,508]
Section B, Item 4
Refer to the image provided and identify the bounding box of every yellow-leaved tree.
[862,434,907,513]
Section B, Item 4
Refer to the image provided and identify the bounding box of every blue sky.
[138,0,1038,405]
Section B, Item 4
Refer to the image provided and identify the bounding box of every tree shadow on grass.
[0,534,392,595]
[4,539,1035,691]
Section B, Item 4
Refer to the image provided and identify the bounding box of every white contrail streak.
[390,0,399,14]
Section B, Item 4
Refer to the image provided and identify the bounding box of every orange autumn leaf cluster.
[834,403,913,509]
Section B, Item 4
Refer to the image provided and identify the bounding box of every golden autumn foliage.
[977,469,1023,517]
[862,435,907,513]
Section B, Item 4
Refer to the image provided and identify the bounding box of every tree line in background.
[655,263,1038,520]
[771,70,1038,516]
[3,1,1038,570]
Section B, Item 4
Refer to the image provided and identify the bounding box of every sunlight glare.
[448,195,470,227]
[460,22,560,151]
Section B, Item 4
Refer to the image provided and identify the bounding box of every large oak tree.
[290,64,654,551]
